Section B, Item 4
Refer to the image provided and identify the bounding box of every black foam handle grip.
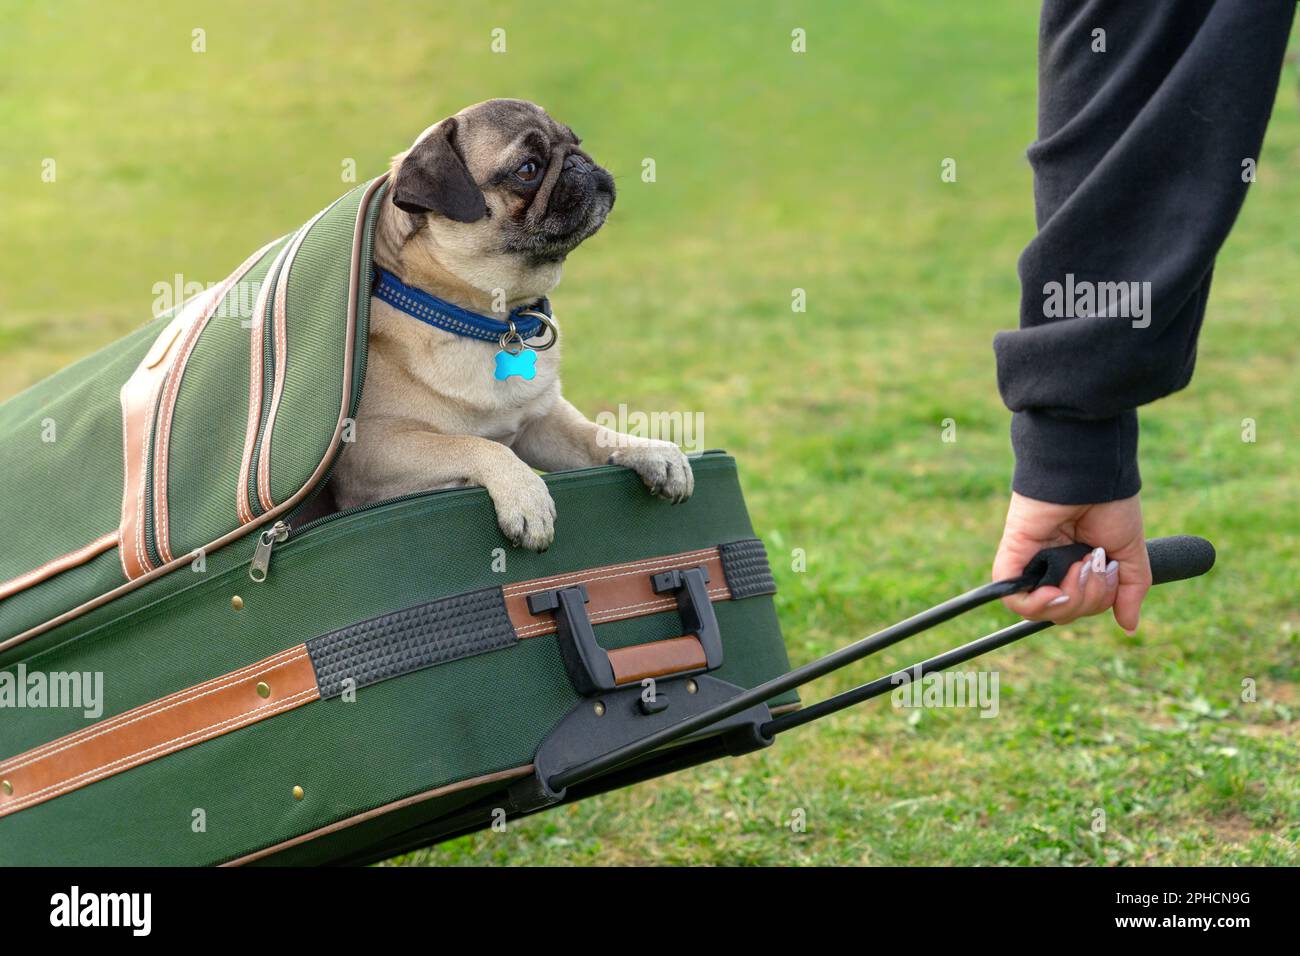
[1020,535,1215,590]
[1147,534,1216,585]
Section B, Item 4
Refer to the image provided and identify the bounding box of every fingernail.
[1091,547,1107,573]
[1048,595,1070,607]
[1079,561,1092,586]
[1122,628,1137,637]
[1104,559,1119,588]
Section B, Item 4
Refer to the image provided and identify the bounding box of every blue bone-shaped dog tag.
[494,347,537,381]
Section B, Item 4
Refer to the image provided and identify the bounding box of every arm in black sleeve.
[994,0,1295,504]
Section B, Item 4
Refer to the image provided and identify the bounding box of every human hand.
[992,492,1152,633]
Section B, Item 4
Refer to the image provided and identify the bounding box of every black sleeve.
[993,0,1295,504]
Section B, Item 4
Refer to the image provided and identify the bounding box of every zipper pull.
[249,521,289,582]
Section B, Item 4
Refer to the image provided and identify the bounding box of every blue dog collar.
[373,267,551,344]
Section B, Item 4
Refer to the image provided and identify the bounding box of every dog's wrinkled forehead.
[392,99,591,225]
[451,99,579,174]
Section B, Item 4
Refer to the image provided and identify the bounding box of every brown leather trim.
[151,240,279,563]
[0,176,390,657]
[119,311,190,579]
[257,206,331,513]
[0,646,319,820]
[608,635,708,684]
[0,532,118,602]
[222,765,536,866]
[503,547,730,639]
[235,238,296,525]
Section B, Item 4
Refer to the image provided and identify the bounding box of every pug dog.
[331,99,693,550]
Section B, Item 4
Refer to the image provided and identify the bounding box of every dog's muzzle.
[563,152,594,174]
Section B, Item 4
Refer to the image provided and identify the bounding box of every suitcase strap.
[0,539,775,820]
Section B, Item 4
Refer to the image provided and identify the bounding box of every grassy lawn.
[2,0,1296,865]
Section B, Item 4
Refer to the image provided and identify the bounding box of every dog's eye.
[515,161,540,183]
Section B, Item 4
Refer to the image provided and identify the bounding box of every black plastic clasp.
[651,567,724,671]
[526,565,723,696]
[526,583,614,695]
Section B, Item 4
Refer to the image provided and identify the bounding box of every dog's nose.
[563,152,593,174]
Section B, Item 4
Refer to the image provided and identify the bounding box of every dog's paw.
[488,471,557,551]
[609,441,694,503]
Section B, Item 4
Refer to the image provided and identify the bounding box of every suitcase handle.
[526,565,724,695]
[543,535,1215,794]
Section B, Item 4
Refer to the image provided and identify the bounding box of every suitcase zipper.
[245,251,288,519]
[243,452,727,583]
[245,489,424,582]
[140,387,170,570]
[244,189,358,523]
[248,520,290,582]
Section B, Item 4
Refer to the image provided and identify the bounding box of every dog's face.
[388,99,615,302]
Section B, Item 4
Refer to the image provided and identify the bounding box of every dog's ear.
[391,118,488,223]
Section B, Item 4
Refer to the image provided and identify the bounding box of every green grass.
[3,0,1297,865]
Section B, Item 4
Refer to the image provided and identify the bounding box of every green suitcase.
[0,176,795,865]
[0,453,794,866]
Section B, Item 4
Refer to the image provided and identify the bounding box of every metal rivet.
[1,779,11,796]
[593,701,606,717]
[292,785,305,801]
[231,595,244,610]
[256,681,271,698]
[686,680,698,694]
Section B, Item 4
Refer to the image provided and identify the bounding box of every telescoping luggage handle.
[512,535,1215,809]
